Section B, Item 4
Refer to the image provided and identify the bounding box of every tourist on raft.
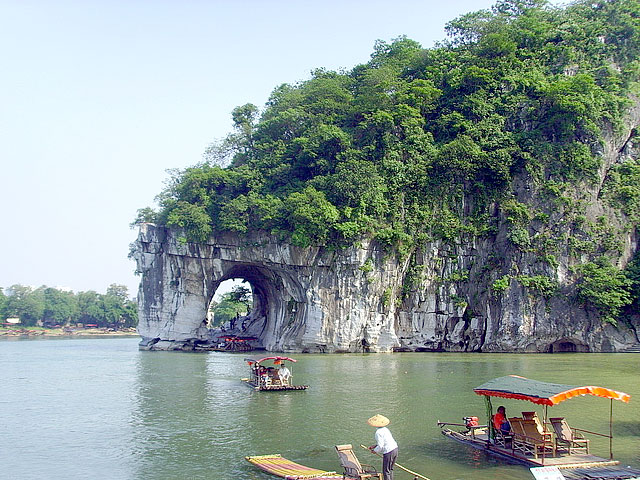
[368,414,398,480]
[493,405,511,433]
[278,363,291,385]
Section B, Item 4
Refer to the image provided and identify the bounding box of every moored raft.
[439,375,637,480]
[245,454,346,479]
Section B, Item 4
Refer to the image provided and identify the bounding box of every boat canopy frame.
[244,356,297,366]
[474,375,630,406]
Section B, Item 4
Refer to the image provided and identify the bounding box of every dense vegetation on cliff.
[136,0,640,326]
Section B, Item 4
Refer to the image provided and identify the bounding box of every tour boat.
[437,375,640,480]
[242,356,308,391]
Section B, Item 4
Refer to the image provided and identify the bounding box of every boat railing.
[572,427,609,439]
[543,422,611,440]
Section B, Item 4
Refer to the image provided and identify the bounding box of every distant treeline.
[0,284,137,328]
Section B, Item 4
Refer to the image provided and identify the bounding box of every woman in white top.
[367,414,398,480]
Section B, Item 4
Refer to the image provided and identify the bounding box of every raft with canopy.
[474,375,630,461]
[242,356,309,391]
[437,375,636,477]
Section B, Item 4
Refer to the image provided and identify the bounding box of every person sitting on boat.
[278,363,291,385]
[258,366,269,387]
[493,406,511,434]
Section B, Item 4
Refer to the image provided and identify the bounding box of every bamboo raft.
[245,454,348,480]
[559,466,640,480]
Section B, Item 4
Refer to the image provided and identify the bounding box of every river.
[1,337,638,480]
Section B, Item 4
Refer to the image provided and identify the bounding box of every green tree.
[99,284,134,328]
[4,285,45,326]
[43,287,77,325]
[210,286,253,327]
[229,285,252,311]
[576,257,632,325]
[0,287,6,320]
[76,290,103,324]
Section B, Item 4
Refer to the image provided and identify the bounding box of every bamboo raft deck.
[242,379,309,391]
[245,454,349,479]
[442,429,640,479]
[560,466,640,480]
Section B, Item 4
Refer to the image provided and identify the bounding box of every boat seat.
[550,417,589,455]
[335,444,382,480]
[522,411,545,435]
[513,419,556,458]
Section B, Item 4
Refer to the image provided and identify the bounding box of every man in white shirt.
[367,414,398,480]
[278,364,291,385]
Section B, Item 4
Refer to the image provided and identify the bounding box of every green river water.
[1,337,638,480]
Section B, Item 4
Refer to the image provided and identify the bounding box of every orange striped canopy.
[474,375,630,406]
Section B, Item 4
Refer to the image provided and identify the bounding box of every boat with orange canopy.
[437,375,639,479]
[242,356,308,391]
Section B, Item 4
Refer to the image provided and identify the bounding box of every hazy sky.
[1,0,559,297]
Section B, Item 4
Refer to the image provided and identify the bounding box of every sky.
[1,0,563,298]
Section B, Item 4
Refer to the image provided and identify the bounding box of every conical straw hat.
[367,414,390,427]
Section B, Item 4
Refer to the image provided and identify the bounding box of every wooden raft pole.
[359,444,431,480]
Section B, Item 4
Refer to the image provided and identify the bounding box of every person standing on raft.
[367,414,398,480]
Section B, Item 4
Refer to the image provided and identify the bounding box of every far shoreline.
[0,326,139,338]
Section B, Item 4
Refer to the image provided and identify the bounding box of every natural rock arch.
[132,223,403,352]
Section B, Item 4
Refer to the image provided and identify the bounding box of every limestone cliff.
[133,213,638,353]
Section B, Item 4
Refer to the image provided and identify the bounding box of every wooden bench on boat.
[512,418,556,459]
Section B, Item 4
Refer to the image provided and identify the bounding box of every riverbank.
[0,326,138,337]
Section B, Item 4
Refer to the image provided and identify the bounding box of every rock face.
[133,222,638,353]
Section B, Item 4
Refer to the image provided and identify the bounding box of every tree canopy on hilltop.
[136,0,639,251]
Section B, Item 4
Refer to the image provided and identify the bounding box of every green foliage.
[43,287,77,325]
[2,284,137,328]
[445,269,470,283]
[623,252,640,316]
[507,226,531,249]
[135,0,639,276]
[381,287,393,308]
[492,275,511,295]
[4,285,44,326]
[359,259,374,275]
[501,199,533,225]
[210,285,254,327]
[283,187,339,247]
[576,257,632,325]
[131,207,159,226]
[602,154,640,222]
[517,275,558,297]
[402,263,424,298]
[0,287,6,320]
